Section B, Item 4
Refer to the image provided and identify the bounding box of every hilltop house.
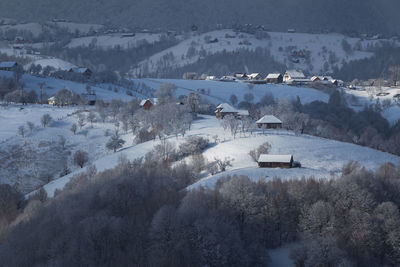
[69,67,92,78]
[283,70,306,82]
[265,73,283,84]
[258,154,294,168]
[256,115,283,129]
[215,103,248,119]
[0,61,18,71]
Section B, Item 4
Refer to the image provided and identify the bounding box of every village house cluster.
[199,69,345,87]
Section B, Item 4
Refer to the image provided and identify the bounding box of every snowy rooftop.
[216,103,237,113]
[70,67,90,73]
[285,70,305,79]
[258,154,293,163]
[256,115,282,124]
[0,61,17,68]
[266,73,282,79]
[248,73,261,78]
[140,99,152,106]
[238,110,249,116]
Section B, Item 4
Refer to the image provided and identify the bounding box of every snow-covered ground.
[0,104,135,193]
[66,33,165,50]
[130,29,396,76]
[24,115,400,198]
[134,78,330,105]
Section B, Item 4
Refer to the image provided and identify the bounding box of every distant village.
[184,69,345,87]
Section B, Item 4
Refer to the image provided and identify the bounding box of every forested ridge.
[1,0,400,35]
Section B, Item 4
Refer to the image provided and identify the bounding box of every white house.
[283,70,306,82]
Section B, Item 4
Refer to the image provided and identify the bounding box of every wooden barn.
[69,67,92,78]
[258,154,293,168]
[265,73,283,84]
[256,115,282,129]
[140,99,154,110]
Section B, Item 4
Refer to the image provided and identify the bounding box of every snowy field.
[24,115,400,198]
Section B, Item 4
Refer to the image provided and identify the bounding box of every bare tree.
[18,125,26,138]
[26,121,34,133]
[73,150,89,168]
[77,113,86,129]
[87,111,96,126]
[389,66,400,86]
[70,123,78,134]
[41,114,52,127]
[58,135,67,150]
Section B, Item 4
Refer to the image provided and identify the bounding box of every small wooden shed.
[265,73,283,84]
[140,99,153,110]
[258,154,293,168]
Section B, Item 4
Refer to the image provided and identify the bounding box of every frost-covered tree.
[41,114,52,127]
[106,132,125,152]
[70,123,77,134]
[17,125,25,138]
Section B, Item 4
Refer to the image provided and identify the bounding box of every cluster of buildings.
[204,69,344,87]
[214,103,299,169]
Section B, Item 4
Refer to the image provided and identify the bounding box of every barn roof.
[216,103,237,113]
[266,73,282,79]
[140,99,152,106]
[285,70,305,79]
[248,73,261,79]
[258,154,293,163]
[256,115,282,124]
[0,61,17,68]
[70,67,90,74]
[237,110,249,116]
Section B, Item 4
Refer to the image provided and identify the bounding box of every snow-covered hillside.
[26,115,400,198]
[130,29,396,76]
[134,78,330,105]
[25,58,77,71]
[0,70,143,101]
[66,33,166,50]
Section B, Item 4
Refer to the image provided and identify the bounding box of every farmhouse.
[256,115,283,129]
[215,103,248,119]
[247,73,263,80]
[69,67,92,78]
[265,73,283,84]
[48,96,56,106]
[233,73,248,80]
[283,70,306,82]
[215,103,238,118]
[0,61,18,71]
[258,154,293,168]
[140,99,154,110]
